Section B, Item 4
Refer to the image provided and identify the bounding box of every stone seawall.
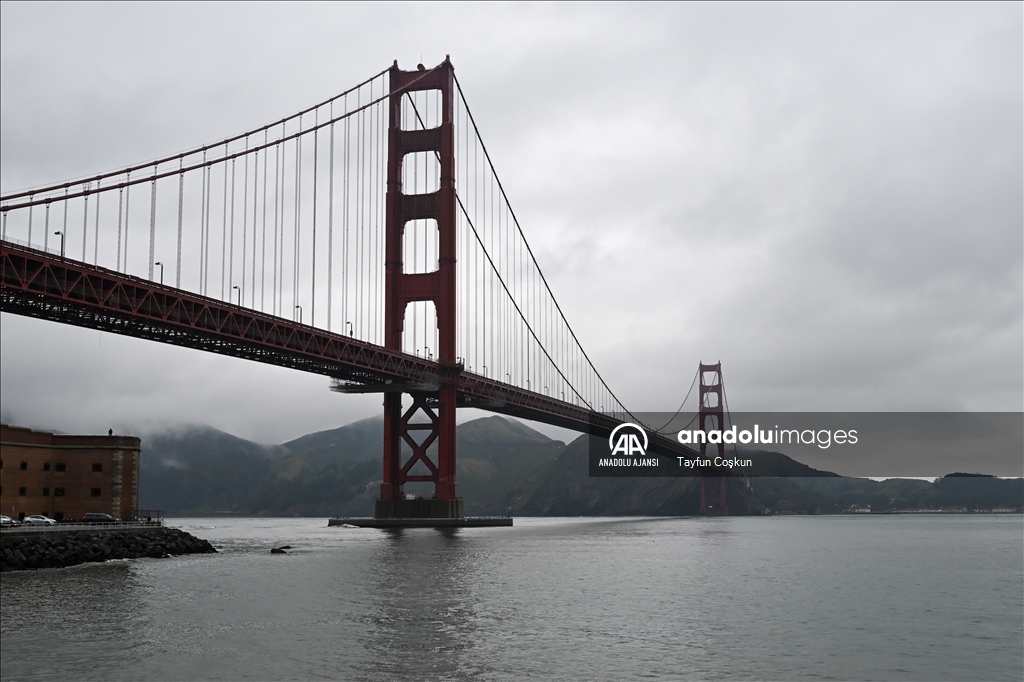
[0,527,216,572]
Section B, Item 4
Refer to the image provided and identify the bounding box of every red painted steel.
[698,362,729,515]
[381,59,460,508]
[398,394,440,482]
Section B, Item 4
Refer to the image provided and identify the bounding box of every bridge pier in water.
[376,58,463,521]
[698,362,730,516]
[376,390,463,520]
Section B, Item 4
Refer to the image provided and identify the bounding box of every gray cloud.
[2,3,1020,444]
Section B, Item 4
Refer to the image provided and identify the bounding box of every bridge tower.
[375,58,463,519]
[698,362,728,516]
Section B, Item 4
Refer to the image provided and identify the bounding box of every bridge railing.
[1,520,164,534]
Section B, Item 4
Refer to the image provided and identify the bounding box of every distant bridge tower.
[698,362,729,516]
[376,58,462,520]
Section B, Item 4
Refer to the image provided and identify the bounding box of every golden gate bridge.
[1,58,737,522]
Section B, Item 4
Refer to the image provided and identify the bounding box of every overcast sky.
[1,2,1021,445]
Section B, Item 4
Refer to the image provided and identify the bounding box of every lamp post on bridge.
[295,305,302,325]
[232,285,241,306]
[53,231,64,258]
[154,262,164,285]
[346,321,353,336]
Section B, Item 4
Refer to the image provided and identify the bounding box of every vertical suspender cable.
[366,89,372,343]
[473,124,479,369]
[237,143,245,303]
[343,94,350,334]
[328,109,335,332]
[25,197,33,245]
[279,134,286,317]
[61,186,69,257]
[372,90,379,343]
[272,141,280,316]
[252,147,259,308]
[312,112,319,326]
[148,167,157,280]
[199,159,206,290]
[261,133,269,310]
[376,87,382,340]
[115,188,123,270]
[204,161,212,294]
[376,88,384,344]
[93,180,102,264]
[294,120,302,319]
[176,162,183,288]
[221,147,229,299]
[44,201,50,253]
[371,89,378,344]
[356,94,363,336]
[229,156,237,296]
[81,184,90,261]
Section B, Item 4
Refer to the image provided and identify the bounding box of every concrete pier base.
[374,498,464,519]
[330,496,511,528]
[328,517,512,528]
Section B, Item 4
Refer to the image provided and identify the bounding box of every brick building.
[0,424,140,521]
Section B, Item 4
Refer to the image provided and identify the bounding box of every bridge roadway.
[0,239,708,465]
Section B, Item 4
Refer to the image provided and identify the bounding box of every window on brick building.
[54,512,64,521]
[44,463,51,471]
[92,463,103,472]
[42,488,50,496]
[20,461,28,470]
[19,487,27,496]
[91,488,101,497]
[55,488,65,497]
[55,463,66,472]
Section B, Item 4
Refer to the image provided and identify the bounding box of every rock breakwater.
[0,527,216,572]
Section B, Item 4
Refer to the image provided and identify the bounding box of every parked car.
[82,513,117,523]
[0,514,20,527]
[22,515,57,526]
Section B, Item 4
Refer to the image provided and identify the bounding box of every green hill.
[139,416,564,515]
[274,416,384,479]
[140,426,283,514]
[455,415,565,508]
[791,474,1023,511]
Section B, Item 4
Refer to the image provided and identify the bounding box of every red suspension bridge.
[1,59,736,520]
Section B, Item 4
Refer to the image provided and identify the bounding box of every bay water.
[1,515,1021,681]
